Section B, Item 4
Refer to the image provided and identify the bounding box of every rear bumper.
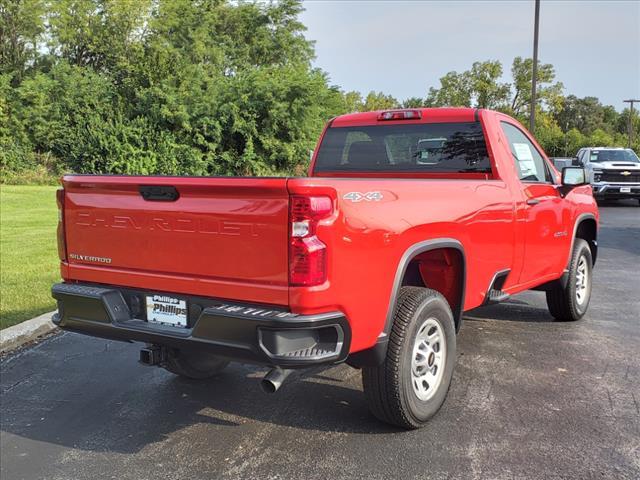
[52,282,350,368]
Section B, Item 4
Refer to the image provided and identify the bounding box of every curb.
[0,311,58,354]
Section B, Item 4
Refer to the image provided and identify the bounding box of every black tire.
[163,348,229,379]
[362,287,456,429]
[546,238,593,321]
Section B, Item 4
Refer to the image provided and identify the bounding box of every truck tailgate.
[61,176,290,305]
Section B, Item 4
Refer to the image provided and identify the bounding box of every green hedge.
[1,1,638,184]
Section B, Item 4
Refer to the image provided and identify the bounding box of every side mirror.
[562,166,587,186]
[571,157,581,166]
[559,167,587,197]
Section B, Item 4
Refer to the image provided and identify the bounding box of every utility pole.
[529,0,540,133]
[623,99,640,148]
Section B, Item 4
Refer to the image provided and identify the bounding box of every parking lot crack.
[1,373,35,394]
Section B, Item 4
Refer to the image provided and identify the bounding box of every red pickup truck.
[52,108,598,429]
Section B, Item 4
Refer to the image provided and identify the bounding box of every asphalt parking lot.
[1,201,639,480]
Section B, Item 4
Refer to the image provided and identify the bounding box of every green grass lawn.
[1,185,60,329]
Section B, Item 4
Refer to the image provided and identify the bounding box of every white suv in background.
[575,147,640,205]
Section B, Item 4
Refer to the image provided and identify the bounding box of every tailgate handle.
[139,185,180,202]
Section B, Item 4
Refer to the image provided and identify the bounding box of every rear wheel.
[163,348,229,379]
[546,238,593,321]
[362,287,456,429]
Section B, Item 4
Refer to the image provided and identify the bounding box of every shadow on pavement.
[464,298,555,323]
[1,338,400,456]
[0,291,594,456]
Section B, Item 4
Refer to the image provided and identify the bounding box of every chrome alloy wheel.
[575,255,590,305]
[411,317,446,401]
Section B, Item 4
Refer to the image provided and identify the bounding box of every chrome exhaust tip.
[260,367,292,393]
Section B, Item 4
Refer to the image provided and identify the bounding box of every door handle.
[526,198,541,206]
[139,185,180,202]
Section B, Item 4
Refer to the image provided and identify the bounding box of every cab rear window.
[313,122,491,174]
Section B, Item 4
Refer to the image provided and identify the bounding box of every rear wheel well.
[347,243,465,368]
[401,247,465,330]
[575,218,597,265]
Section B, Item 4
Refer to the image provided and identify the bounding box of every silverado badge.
[69,253,112,264]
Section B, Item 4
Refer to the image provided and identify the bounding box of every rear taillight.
[289,195,333,286]
[56,188,67,261]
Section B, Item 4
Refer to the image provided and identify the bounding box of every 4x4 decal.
[343,191,383,203]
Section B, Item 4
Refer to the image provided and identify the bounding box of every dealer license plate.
[146,294,188,328]
[620,187,631,193]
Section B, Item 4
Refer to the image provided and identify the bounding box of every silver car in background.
[574,147,640,205]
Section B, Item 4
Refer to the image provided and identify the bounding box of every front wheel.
[546,238,593,321]
[362,287,456,429]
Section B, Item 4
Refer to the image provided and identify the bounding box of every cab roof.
[330,107,480,128]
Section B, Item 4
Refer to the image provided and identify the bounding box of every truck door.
[500,121,572,284]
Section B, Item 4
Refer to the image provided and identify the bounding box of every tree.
[48,0,151,72]
[554,95,616,135]
[616,107,640,140]
[563,128,588,157]
[588,128,614,148]
[401,97,425,108]
[425,61,509,109]
[425,70,471,107]
[2,0,350,180]
[0,0,46,83]
[341,90,363,112]
[361,91,398,111]
[468,60,510,109]
[533,112,564,156]
[510,56,563,119]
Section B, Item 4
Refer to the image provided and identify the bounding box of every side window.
[577,149,586,164]
[501,121,552,183]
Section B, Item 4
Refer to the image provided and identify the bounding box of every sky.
[300,0,640,110]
